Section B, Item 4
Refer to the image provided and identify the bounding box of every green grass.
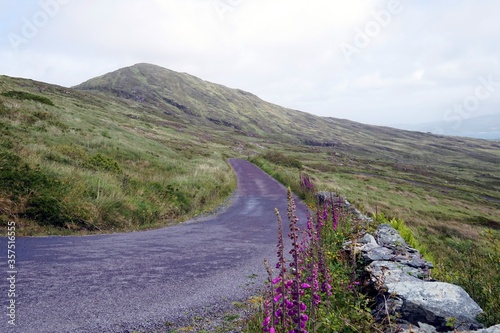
[0,76,236,235]
[249,151,499,326]
[1,90,55,106]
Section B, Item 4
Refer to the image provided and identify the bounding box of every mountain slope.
[0,74,236,235]
[74,63,500,188]
[76,63,430,146]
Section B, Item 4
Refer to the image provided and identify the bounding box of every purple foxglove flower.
[272,277,281,285]
[300,302,307,311]
[301,283,311,289]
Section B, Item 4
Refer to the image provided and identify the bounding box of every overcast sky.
[1,0,499,127]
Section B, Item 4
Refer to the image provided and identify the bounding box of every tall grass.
[0,86,236,235]
[249,155,499,329]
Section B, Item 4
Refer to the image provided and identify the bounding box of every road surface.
[0,159,308,333]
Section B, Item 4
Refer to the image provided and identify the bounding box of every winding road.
[0,159,308,333]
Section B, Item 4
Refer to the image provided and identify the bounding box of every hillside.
[76,63,500,174]
[75,63,500,202]
[1,63,499,323]
[0,74,237,235]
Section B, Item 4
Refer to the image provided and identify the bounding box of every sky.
[1,0,499,128]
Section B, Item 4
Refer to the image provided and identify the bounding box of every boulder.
[397,323,500,333]
[316,191,373,222]
[376,223,407,248]
[353,224,486,332]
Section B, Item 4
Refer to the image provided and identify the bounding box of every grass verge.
[249,153,499,327]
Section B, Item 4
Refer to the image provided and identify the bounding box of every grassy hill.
[0,74,237,235]
[1,63,498,323]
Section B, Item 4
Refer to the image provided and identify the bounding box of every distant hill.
[74,63,498,164]
[397,113,500,140]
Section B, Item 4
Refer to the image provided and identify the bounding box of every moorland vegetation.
[0,64,498,326]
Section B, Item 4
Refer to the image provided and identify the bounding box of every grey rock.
[364,245,395,262]
[480,325,500,333]
[368,261,483,331]
[360,233,377,245]
[376,224,407,248]
[367,261,425,284]
[397,323,500,333]
[418,322,440,333]
[316,191,372,221]
[356,224,485,332]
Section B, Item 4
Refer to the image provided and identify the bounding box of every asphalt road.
[0,159,308,333]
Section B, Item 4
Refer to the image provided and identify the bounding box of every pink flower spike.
[300,302,307,311]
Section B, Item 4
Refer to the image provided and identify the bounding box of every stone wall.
[346,224,499,333]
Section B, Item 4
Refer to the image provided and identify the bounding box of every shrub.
[263,151,303,169]
[0,149,73,228]
[1,90,55,106]
[25,194,68,227]
[87,153,121,173]
[55,145,90,166]
[0,151,57,195]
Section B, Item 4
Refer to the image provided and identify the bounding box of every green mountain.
[1,63,498,323]
[74,63,500,165]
